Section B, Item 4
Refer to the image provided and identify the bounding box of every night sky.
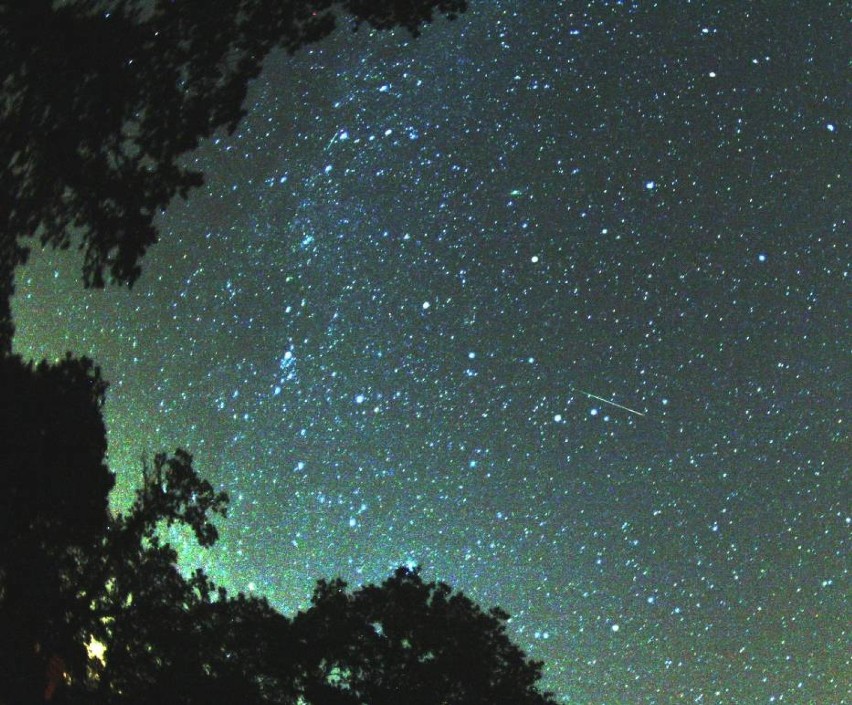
[12,2,849,702]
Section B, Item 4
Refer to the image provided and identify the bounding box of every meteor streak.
[574,389,646,417]
[324,131,339,151]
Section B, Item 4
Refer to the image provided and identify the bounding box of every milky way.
[13,2,848,702]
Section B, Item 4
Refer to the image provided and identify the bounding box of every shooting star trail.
[574,389,646,417]
[324,131,339,152]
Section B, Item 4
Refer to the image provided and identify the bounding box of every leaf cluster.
[292,567,558,705]
[0,2,562,703]
[0,0,466,292]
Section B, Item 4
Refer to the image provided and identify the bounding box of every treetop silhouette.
[0,351,559,704]
[292,567,559,705]
[0,0,466,352]
[0,353,113,704]
[1,2,562,702]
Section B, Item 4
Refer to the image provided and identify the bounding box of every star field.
[12,2,849,702]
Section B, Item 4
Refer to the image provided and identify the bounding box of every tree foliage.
[292,568,558,705]
[0,355,557,704]
[0,2,562,703]
[0,0,466,351]
[0,354,113,705]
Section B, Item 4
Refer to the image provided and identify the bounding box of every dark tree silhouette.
[82,452,290,705]
[0,352,264,703]
[0,360,274,705]
[0,353,113,704]
[290,568,559,705]
[1,2,562,702]
[0,0,467,352]
[0,355,559,703]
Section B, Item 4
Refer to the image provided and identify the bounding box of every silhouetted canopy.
[0,357,558,703]
[0,0,466,351]
[0,353,113,704]
[291,568,559,705]
[0,3,561,703]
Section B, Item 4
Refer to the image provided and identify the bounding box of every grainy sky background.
[13,2,849,702]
